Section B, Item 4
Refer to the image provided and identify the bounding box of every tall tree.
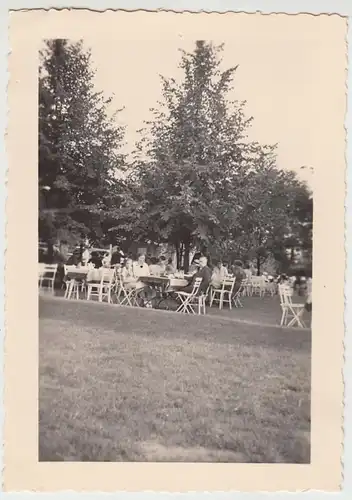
[39,39,125,252]
[118,41,275,271]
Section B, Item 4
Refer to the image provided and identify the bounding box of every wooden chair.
[38,263,57,294]
[210,277,236,310]
[114,272,140,307]
[175,278,203,314]
[250,276,266,297]
[278,284,306,328]
[86,268,116,303]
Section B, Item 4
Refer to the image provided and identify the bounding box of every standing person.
[82,245,90,266]
[59,240,69,263]
[305,271,312,312]
[88,251,103,269]
[231,260,246,297]
[244,263,252,280]
[211,260,227,289]
[102,251,111,268]
[158,255,167,274]
[165,257,176,275]
[133,254,150,277]
[222,261,229,277]
[111,245,123,266]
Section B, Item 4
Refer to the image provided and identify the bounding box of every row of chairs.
[64,271,245,316]
[39,264,307,327]
[242,277,277,298]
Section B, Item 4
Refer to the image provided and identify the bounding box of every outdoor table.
[138,275,188,308]
[65,267,90,281]
[65,267,106,282]
[64,266,90,299]
[86,269,105,282]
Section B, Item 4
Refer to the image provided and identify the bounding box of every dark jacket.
[191,265,212,294]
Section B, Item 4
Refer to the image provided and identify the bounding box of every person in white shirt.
[211,260,227,289]
[133,254,150,278]
[82,246,90,266]
[102,252,111,268]
[244,264,252,280]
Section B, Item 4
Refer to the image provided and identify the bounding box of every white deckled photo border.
[1,0,351,498]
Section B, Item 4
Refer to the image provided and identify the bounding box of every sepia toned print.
[5,9,345,491]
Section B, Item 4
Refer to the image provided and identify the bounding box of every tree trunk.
[175,242,181,270]
[257,256,261,276]
[46,241,54,264]
[180,242,184,269]
[184,240,191,273]
[290,247,295,263]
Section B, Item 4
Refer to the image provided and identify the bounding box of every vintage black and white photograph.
[38,12,323,464]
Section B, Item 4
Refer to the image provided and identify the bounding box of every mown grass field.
[39,296,311,463]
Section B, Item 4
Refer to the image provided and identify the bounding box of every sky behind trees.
[85,12,346,188]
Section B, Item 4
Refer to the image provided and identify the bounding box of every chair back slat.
[40,264,58,279]
[101,268,116,285]
[191,277,203,295]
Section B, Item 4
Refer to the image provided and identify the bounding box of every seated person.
[182,256,211,295]
[133,254,150,277]
[121,258,143,290]
[165,257,176,275]
[88,251,103,269]
[211,260,227,289]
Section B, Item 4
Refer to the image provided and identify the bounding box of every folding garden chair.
[38,263,58,294]
[114,272,140,307]
[251,276,266,297]
[210,277,236,310]
[86,268,116,303]
[232,280,245,308]
[278,284,306,328]
[175,277,203,314]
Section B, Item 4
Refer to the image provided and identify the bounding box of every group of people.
[118,254,248,297]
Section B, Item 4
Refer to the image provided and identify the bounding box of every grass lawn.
[39,296,311,463]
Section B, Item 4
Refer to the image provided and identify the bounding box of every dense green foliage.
[39,39,312,272]
[39,39,125,249]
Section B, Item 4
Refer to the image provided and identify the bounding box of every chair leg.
[280,308,286,326]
